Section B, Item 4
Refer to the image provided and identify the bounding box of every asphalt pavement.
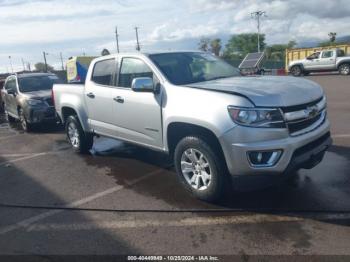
[0,74,349,259]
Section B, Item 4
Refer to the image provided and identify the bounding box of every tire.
[339,63,350,75]
[65,115,93,154]
[291,65,302,77]
[174,136,228,202]
[5,110,16,123]
[18,108,33,132]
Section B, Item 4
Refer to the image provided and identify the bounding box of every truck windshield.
[148,52,240,85]
[18,76,63,93]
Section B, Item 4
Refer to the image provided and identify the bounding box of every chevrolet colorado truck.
[289,48,350,76]
[53,51,332,202]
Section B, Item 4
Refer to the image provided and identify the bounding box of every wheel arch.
[61,106,89,132]
[166,122,228,170]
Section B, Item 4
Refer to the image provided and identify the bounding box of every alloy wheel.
[180,148,212,191]
[67,122,80,148]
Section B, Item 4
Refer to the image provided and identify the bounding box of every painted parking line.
[332,134,350,138]
[0,152,49,167]
[0,169,163,235]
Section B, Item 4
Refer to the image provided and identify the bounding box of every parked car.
[2,73,62,131]
[53,51,332,202]
[288,48,350,76]
[0,79,5,113]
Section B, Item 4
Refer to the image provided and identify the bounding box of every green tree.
[328,32,337,43]
[287,40,297,49]
[101,48,110,56]
[198,37,211,52]
[210,38,222,56]
[319,32,337,47]
[223,33,266,60]
[34,62,54,72]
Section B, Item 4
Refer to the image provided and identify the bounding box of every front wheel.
[339,64,350,75]
[174,136,228,202]
[19,108,33,132]
[65,115,93,154]
[291,65,302,77]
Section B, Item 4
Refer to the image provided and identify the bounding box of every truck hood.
[21,90,52,100]
[186,76,323,107]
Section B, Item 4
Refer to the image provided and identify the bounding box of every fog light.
[247,150,282,167]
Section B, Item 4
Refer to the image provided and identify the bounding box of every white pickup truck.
[53,51,331,202]
[289,48,350,76]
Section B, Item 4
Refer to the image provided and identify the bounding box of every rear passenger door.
[318,50,336,70]
[85,58,116,137]
[111,56,163,149]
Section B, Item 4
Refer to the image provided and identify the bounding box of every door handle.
[113,96,124,103]
[86,92,95,98]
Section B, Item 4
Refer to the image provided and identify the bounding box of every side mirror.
[131,77,154,92]
[7,88,16,95]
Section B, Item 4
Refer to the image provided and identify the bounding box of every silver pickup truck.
[289,48,350,76]
[53,51,332,202]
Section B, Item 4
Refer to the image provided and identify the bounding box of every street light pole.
[251,11,266,53]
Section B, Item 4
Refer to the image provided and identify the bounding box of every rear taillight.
[51,89,55,107]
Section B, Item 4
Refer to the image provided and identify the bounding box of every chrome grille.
[283,97,326,136]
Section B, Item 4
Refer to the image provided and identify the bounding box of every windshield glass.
[148,52,240,85]
[18,75,63,93]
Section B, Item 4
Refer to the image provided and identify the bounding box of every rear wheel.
[65,115,93,154]
[339,63,350,75]
[174,136,228,202]
[291,65,302,77]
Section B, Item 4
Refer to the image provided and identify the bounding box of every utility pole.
[21,58,25,71]
[43,51,48,72]
[135,27,140,51]
[27,63,31,72]
[60,52,64,70]
[115,26,120,53]
[8,56,13,73]
[251,11,266,53]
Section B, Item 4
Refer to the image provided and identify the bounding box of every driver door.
[111,56,163,149]
[3,77,18,117]
[304,52,320,70]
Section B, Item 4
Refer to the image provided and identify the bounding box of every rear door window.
[322,51,333,58]
[91,59,115,86]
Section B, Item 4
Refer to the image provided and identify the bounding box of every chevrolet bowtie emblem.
[304,106,318,118]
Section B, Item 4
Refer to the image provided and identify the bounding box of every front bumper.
[219,117,332,177]
[25,106,58,124]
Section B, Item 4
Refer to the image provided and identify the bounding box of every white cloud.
[1,0,350,73]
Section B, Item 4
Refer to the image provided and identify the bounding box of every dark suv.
[2,73,63,131]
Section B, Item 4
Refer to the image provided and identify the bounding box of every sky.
[1,0,350,73]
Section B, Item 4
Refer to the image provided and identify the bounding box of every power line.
[251,10,266,53]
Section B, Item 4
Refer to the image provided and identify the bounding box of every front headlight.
[228,106,286,128]
[27,99,45,106]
